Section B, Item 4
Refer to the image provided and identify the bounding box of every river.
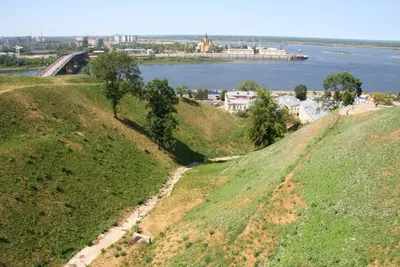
[2,44,400,92]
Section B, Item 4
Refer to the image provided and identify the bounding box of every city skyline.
[1,0,399,41]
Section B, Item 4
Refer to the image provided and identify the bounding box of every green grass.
[64,75,99,84]
[0,79,251,266]
[0,75,53,86]
[0,66,44,71]
[128,109,400,266]
[75,86,251,164]
[269,108,400,266]
[130,113,337,266]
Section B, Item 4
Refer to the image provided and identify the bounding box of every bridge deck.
[38,52,86,77]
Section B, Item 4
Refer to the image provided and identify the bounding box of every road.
[339,102,398,116]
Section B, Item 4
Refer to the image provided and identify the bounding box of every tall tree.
[322,72,362,109]
[294,84,308,100]
[248,87,287,147]
[220,89,228,101]
[146,79,179,148]
[176,84,188,98]
[90,51,143,119]
[238,80,260,91]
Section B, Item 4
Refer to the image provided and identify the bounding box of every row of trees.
[90,52,179,148]
[176,86,209,100]
[0,55,55,67]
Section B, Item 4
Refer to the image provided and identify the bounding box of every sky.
[1,0,399,40]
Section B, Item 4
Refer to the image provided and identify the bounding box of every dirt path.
[65,156,239,267]
[339,103,395,116]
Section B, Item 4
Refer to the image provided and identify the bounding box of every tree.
[194,89,208,100]
[146,79,179,149]
[294,84,308,100]
[248,87,287,147]
[220,89,228,101]
[90,51,143,119]
[373,92,393,106]
[187,90,193,99]
[395,92,400,102]
[238,80,259,91]
[176,84,188,98]
[322,72,362,109]
[81,66,90,75]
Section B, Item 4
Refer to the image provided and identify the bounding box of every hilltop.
[0,75,252,266]
[93,107,400,266]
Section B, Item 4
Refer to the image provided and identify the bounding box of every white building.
[278,95,301,117]
[114,34,137,44]
[258,47,288,56]
[226,47,255,55]
[299,99,328,123]
[224,91,256,113]
[278,95,328,123]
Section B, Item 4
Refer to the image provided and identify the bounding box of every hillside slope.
[0,76,252,266]
[98,108,399,267]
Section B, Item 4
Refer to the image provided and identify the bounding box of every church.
[196,33,214,53]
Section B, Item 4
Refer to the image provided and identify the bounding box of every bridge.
[38,51,88,77]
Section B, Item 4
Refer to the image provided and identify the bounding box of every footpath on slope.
[65,156,240,267]
[339,102,397,116]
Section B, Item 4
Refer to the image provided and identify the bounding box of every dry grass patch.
[267,171,305,225]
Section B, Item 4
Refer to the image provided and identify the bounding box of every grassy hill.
[0,75,252,266]
[96,108,400,267]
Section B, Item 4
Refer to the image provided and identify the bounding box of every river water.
[2,44,400,92]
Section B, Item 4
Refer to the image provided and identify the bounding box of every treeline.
[114,42,226,53]
[0,55,55,68]
[136,56,228,65]
[115,42,197,53]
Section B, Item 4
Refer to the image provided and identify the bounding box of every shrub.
[235,110,248,118]
[373,92,393,106]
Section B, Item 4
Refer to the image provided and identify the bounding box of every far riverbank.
[137,57,231,65]
[0,66,46,71]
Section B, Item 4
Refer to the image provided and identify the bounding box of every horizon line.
[1,34,400,43]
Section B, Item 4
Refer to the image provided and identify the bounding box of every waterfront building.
[278,95,328,123]
[224,92,327,122]
[196,33,214,53]
[298,99,328,123]
[226,47,255,55]
[278,95,301,117]
[224,91,256,113]
[258,47,288,56]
